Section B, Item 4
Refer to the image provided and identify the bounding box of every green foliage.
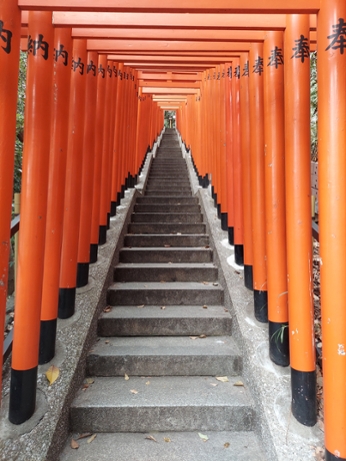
[14,51,27,193]
[164,110,176,128]
[310,51,318,161]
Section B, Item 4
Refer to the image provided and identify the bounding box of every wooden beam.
[52,12,317,30]
[105,54,239,63]
[139,81,201,88]
[18,0,320,14]
[88,40,252,52]
[138,72,202,81]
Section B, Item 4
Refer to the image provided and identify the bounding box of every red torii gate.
[1,1,346,460]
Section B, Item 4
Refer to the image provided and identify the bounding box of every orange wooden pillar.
[0,0,21,394]
[285,14,316,426]
[58,39,87,319]
[219,65,228,232]
[249,42,268,322]
[232,58,244,265]
[76,51,98,287]
[39,28,72,364]
[98,61,114,244]
[318,1,346,457]
[263,31,289,366]
[225,63,235,245]
[111,62,123,214]
[9,11,54,424]
[240,53,254,290]
[89,54,107,263]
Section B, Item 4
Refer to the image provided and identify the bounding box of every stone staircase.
[60,129,265,460]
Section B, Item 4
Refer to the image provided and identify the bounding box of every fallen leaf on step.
[70,439,79,449]
[233,381,244,387]
[224,442,230,448]
[145,435,158,443]
[105,340,110,344]
[199,334,207,339]
[76,433,92,440]
[46,365,60,386]
[210,383,218,387]
[198,433,209,442]
[164,245,171,248]
[124,373,130,381]
[160,280,166,283]
[103,306,112,313]
[216,376,229,383]
[85,378,94,385]
[202,281,209,285]
[130,389,138,394]
[205,245,210,248]
[314,447,325,461]
[87,434,97,444]
[177,233,182,235]
[190,336,198,340]
[202,305,208,309]
[137,304,145,309]
[224,309,229,313]
[164,437,171,443]
[213,282,219,286]
[234,270,240,275]
[161,306,166,310]
[146,381,150,385]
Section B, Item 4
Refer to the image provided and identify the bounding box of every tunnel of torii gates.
[0,0,346,459]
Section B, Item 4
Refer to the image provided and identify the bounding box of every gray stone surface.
[98,304,232,336]
[124,233,209,247]
[134,204,200,213]
[119,247,212,263]
[128,222,206,234]
[107,281,224,306]
[131,212,202,223]
[60,431,265,461]
[136,196,199,204]
[70,376,255,432]
[86,335,242,376]
[114,262,218,282]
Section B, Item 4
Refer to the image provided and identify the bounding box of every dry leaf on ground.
[130,389,138,394]
[46,365,59,386]
[137,304,145,309]
[164,437,171,443]
[124,373,130,380]
[145,435,158,442]
[189,336,198,340]
[216,376,229,383]
[198,433,209,442]
[87,434,97,444]
[85,378,94,385]
[70,439,79,449]
[76,433,92,440]
[199,334,207,338]
[103,306,112,313]
[161,306,166,310]
[203,305,208,309]
[233,381,244,387]
[224,442,230,448]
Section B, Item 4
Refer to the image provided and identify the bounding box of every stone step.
[145,187,192,194]
[136,196,199,205]
[60,431,265,461]
[119,247,212,263]
[128,222,207,234]
[107,281,224,306]
[70,376,254,433]
[86,336,242,377]
[98,305,232,337]
[134,204,200,213]
[145,190,192,196]
[114,262,218,282]
[131,213,202,224]
[145,181,191,188]
[124,233,209,247]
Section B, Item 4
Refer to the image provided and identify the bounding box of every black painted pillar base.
[9,367,37,424]
[106,212,110,230]
[134,174,138,185]
[228,227,234,246]
[214,193,218,208]
[90,243,98,264]
[211,186,215,199]
[58,287,76,319]
[110,201,117,216]
[254,289,268,323]
[326,451,346,461]
[221,212,228,231]
[117,191,122,205]
[291,368,317,426]
[244,265,253,290]
[77,262,89,288]
[98,225,107,245]
[234,244,244,266]
[198,175,203,186]
[217,204,221,219]
[39,319,57,364]
[203,175,210,188]
[269,321,289,367]
[121,184,125,199]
